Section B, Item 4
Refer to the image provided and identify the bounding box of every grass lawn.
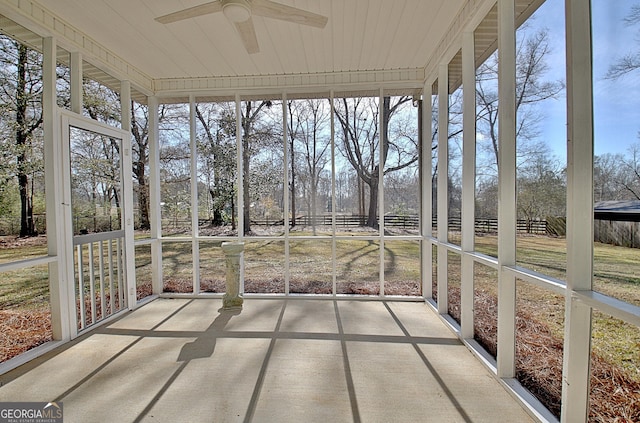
[475,234,640,377]
[0,235,48,265]
[0,236,51,361]
[155,236,421,295]
[476,234,640,307]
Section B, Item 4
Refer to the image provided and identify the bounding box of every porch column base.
[221,241,244,310]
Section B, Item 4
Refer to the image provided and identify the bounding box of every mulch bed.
[0,308,52,362]
[2,279,639,422]
[469,288,640,422]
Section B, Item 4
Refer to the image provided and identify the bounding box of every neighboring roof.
[594,201,640,222]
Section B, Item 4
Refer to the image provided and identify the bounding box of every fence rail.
[0,214,555,237]
[0,215,46,236]
[247,215,550,235]
[0,215,120,236]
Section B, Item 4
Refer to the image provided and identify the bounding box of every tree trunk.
[356,176,362,225]
[242,101,254,235]
[131,101,150,230]
[311,175,317,235]
[231,195,236,230]
[366,173,379,228]
[209,188,224,226]
[16,43,35,237]
[134,150,150,230]
[290,142,296,228]
[137,175,150,230]
[242,135,251,234]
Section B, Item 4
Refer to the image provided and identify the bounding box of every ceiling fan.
[155,0,328,54]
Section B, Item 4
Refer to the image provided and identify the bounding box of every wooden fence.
[0,215,47,236]
[594,219,640,248]
[249,215,550,235]
[0,214,556,237]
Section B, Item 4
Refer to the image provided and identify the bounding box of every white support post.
[497,0,517,378]
[236,94,244,239]
[282,93,290,295]
[43,37,72,341]
[331,91,337,296]
[461,31,476,339]
[148,96,163,294]
[562,0,594,420]
[437,63,449,315]
[190,95,200,294]
[379,88,385,296]
[421,82,433,300]
[120,80,137,308]
[120,80,131,135]
[235,94,244,292]
[59,120,75,337]
[70,52,82,115]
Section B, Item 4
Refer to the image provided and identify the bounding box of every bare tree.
[80,80,125,229]
[240,100,280,234]
[157,105,193,232]
[476,28,564,175]
[603,5,640,201]
[196,103,237,228]
[83,79,120,125]
[594,153,629,202]
[131,101,150,230]
[286,101,300,227]
[15,43,42,236]
[517,148,566,221]
[287,99,331,233]
[69,127,123,232]
[334,96,416,228]
[0,39,44,237]
[606,4,640,79]
[617,142,640,200]
[593,142,640,202]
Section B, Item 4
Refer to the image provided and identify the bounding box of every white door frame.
[59,110,136,338]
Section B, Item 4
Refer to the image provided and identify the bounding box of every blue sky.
[524,0,640,162]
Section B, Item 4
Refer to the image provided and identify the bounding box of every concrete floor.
[0,298,535,422]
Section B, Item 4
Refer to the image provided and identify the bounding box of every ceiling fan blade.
[235,18,260,54]
[155,1,223,24]
[251,0,328,28]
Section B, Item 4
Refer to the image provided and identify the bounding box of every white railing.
[73,230,127,331]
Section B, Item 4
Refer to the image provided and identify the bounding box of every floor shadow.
[333,300,361,423]
[135,306,243,422]
[0,298,523,422]
[383,301,473,423]
[53,299,195,404]
[177,308,242,361]
[242,300,287,423]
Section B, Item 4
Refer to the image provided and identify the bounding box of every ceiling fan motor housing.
[222,0,252,22]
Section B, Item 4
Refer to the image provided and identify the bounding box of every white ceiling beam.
[152,68,425,99]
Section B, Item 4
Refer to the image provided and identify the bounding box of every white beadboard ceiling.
[24,0,466,97]
[0,0,542,99]
[42,0,462,79]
